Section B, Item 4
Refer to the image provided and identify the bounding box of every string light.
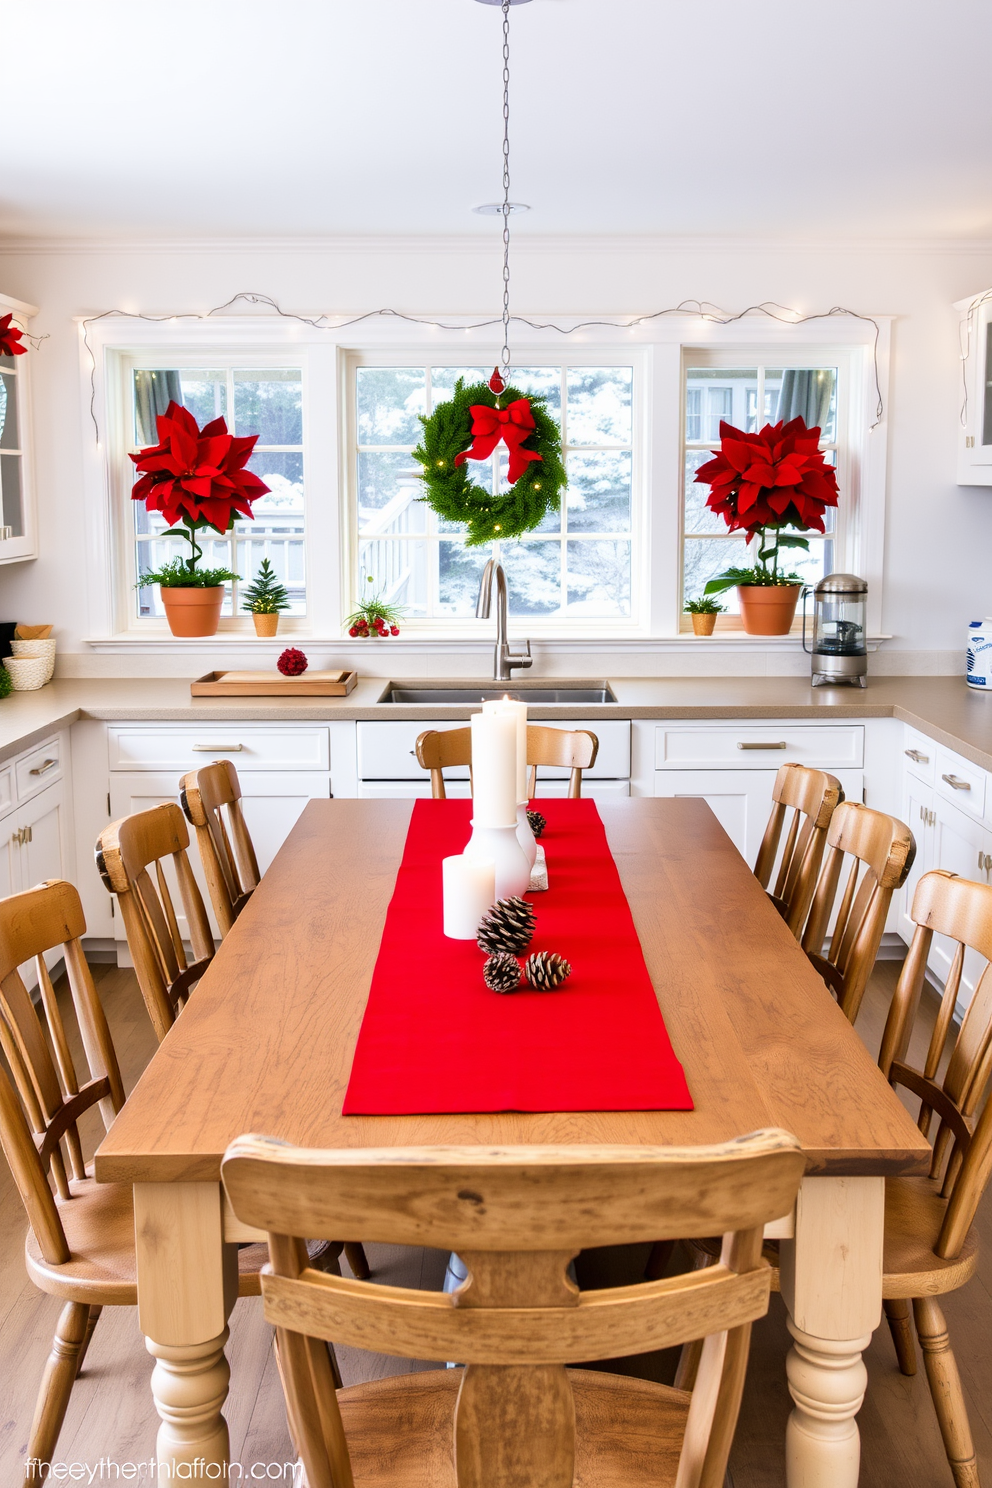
[80,291,885,440]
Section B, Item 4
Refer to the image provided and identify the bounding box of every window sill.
[83,633,893,654]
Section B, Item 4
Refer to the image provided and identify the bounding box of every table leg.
[778,1174,884,1488]
[134,1181,238,1477]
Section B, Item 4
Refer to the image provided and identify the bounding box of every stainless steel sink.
[377,683,617,705]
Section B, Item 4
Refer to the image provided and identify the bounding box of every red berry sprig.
[277,647,308,677]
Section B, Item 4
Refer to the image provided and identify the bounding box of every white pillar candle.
[484,696,528,802]
[442,853,495,939]
[470,711,518,828]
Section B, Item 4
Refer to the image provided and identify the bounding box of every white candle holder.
[464,821,531,901]
[516,802,538,869]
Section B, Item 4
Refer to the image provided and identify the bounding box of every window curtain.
[134,370,182,446]
[775,369,833,430]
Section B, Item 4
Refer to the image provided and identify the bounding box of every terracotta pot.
[690,612,718,637]
[737,583,802,636]
[160,586,224,638]
[251,611,280,638]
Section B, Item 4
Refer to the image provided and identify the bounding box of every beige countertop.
[5,673,992,770]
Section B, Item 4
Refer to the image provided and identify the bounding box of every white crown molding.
[3,232,992,258]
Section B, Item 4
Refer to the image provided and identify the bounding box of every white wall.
[0,235,989,676]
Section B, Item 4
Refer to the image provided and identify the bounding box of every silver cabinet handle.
[737,741,787,751]
[942,773,971,791]
[905,749,929,763]
[192,743,244,752]
[28,758,58,776]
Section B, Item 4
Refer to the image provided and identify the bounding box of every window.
[683,362,839,621]
[352,363,634,622]
[128,366,306,620]
[0,348,26,540]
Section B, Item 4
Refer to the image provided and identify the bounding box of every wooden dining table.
[94,797,931,1488]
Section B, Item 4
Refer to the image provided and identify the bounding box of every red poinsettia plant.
[0,314,27,357]
[694,416,839,593]
[130,401,270,587]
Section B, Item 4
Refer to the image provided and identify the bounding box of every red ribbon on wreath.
[454,397,544,485]
[0,314,27,357]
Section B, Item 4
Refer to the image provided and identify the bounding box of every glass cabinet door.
[0,359,24,539]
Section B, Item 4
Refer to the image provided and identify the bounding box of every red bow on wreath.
[454,398,544,485]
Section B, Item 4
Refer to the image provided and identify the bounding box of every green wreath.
[413,378,566,546]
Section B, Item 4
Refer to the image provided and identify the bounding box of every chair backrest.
[878,869,992,1261]
[95,803,215,1043]
[525,724,598,799]
[415,724,599,800]
[180,759,261,937]
[223,1128,804,1488]
[800,800,916,1024]
[0,879,126,1266]
[753,763,844,937]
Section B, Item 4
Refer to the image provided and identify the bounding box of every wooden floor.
[2,960,991,1485]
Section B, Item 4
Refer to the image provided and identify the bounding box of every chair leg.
[913,1296,980,1488]
[884,1298,917,1376]
[343,1242,371,1281]
[25,1302,90,1481]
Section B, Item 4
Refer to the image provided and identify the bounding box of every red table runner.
[342,799,693,1115]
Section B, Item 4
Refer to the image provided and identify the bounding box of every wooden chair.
[800,799,916,1024]
[180,758,261,937]
[0,878,265,1483]
[871,867,992,1488]
[416,723,599,799]
[222,1128,805,1488]
[95,803,216,1043]
[752,762,844,937]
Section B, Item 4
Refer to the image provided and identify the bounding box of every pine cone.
[483,952,521,993]
[477,896,536,955]
[526,809,546,839]
[523,951,571,991]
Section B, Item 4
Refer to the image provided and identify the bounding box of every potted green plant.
[684,596,724,636]
[345,575,404,639]
[130,402,269,638]
[137,557,241,637]
[242,558,290,638]
[693,416,838,635]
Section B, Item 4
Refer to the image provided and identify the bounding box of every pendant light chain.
[500,0,512,380]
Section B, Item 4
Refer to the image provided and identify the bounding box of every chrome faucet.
[476,559,533,682]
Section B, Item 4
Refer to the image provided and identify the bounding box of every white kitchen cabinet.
[899,775,935,947]
[357,718,630,787]
[0,775,70,982]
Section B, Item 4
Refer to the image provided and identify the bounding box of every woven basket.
[4,655,50,690]
[11,638,56,682]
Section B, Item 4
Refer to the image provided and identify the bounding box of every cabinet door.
[14,782,67,981]
[900,778,935,946]
[18,782,66,889]
[109,772,331,941]
[652,770,780,862]
[929,796,992,1013]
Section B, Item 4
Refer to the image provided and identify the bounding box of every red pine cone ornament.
[277,647,308,677]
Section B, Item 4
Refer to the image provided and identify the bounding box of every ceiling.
[1,0,990,242]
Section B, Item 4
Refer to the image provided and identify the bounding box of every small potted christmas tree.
[242,558,290,637]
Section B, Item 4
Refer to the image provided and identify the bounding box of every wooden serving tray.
[191,669,358,697]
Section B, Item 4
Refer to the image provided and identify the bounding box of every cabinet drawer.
[934,746,986,819]
[654,724,864,771]
[15,736,63,799]
[903,726,936,785]
[0,767,12,816]
[108,726,330,772]
[357,719,630,782]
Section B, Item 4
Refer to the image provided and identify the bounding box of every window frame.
[343,347,649,636]
[81,312,888,647]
